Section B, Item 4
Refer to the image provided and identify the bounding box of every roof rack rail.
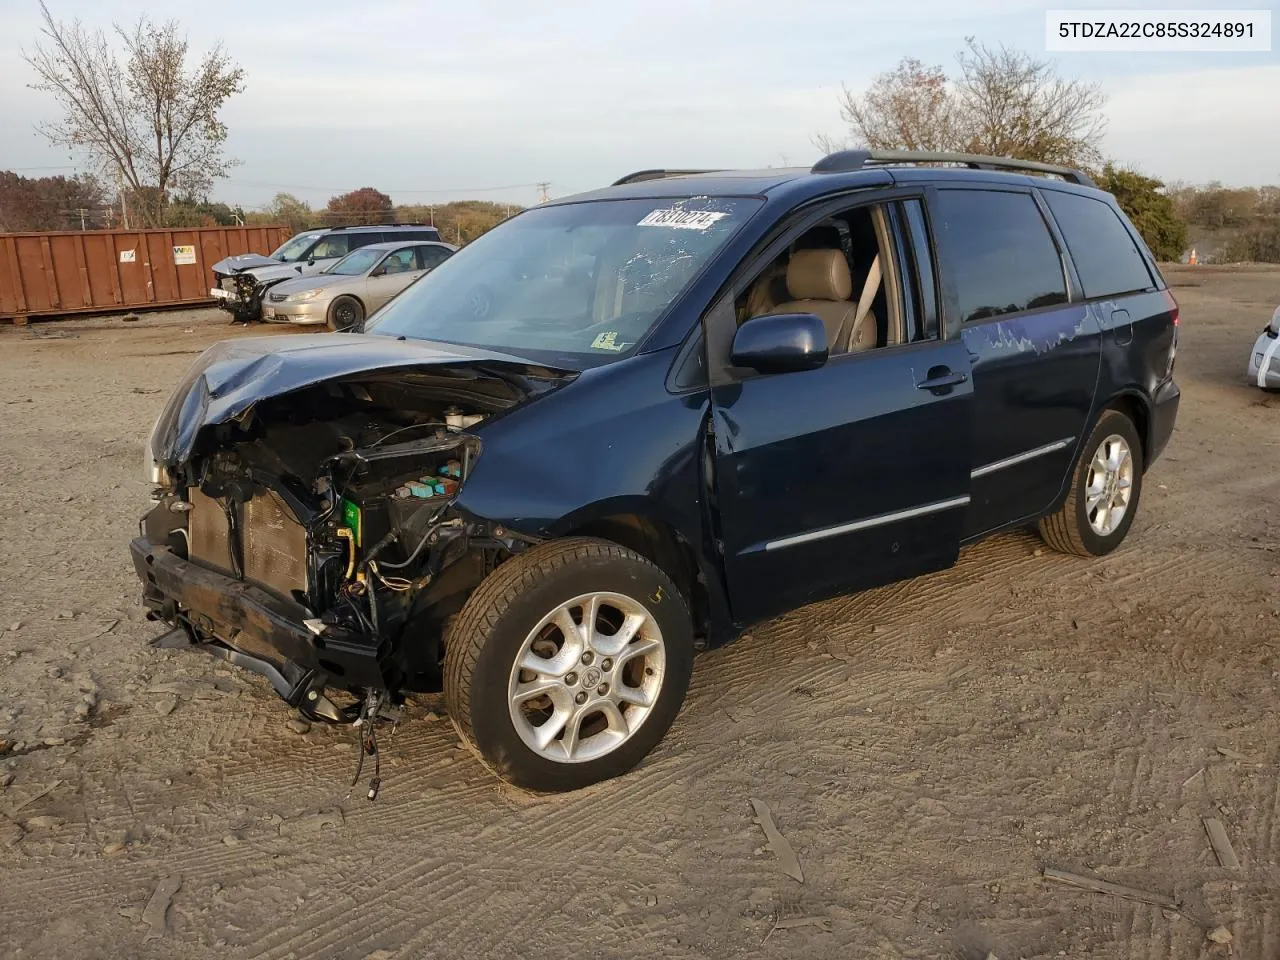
[612,169,723,186]
[811,149,1093,186]
[325,222,438,231]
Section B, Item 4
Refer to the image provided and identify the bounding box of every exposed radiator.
[242,489,309,597]
[187,487,308,598]
[188,488,234,574]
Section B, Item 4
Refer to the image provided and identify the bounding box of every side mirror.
[306,259,316,266]
[371,265,387,277]
[730,312,829,374]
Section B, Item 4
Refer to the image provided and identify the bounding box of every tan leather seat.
[770,249,877,352]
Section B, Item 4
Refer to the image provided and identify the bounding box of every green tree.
[1095,165,1187,262]
[267,192,313,232]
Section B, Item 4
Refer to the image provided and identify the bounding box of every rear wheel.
[327,296,364,331]
[1039,409,1144,557]
[444,537,693,791]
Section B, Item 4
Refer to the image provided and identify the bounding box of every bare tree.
[822,58,961,154]
[25,2,245,226]
[955,39,1105,168]
[818,40,1106,169]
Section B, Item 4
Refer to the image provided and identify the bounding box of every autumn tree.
[326,188,393,225]
[25,2,245,227]
[268,192,313,232]
[821,39,1106,169]
[0,171,107,231]
[393,200,518,244]
[818,58,959,154]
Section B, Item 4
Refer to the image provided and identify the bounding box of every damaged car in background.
[210,223,443,323]
[134,151,1180,795]
[1248,304,1280,389]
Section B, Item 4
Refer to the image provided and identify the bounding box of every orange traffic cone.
[1189,248,1198,265]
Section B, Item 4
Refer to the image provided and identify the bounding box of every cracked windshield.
[365,197,760,364]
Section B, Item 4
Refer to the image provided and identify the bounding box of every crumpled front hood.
[212,253,284,274]
[147,333,575,468]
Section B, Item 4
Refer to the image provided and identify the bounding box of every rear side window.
[348,232,384,249]
[416,245,452,270]
[1042,190,1155,299]
[933,189,1068,323]
[404,230,441,242]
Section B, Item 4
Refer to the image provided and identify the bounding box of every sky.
[0,0,1277,211]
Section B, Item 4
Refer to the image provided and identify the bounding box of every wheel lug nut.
[574,691,587,705]
[598,683,610,696]
[564,672,578,685]
[581,651,594,665]
[601,658,613,671]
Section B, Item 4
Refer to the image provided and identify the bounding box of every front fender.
[450,348,733,640]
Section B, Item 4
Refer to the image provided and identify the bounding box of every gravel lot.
[1,267,1278,959]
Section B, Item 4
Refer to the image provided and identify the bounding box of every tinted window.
[416,245,452,270]
[348,232,384,249]
[403,230,441,242]
[934,190,1067,323]
[1042,190,1154,299]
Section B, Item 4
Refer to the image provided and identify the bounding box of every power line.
[223,179,542,195]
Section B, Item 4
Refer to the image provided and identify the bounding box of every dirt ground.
[0,267,1277,960]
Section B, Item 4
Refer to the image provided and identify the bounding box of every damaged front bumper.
[211,271,276,321]
[132,536,387,716]
[131,333,573,721]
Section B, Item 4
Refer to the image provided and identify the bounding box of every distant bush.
[395,201,520,245]
[1216,224,1280,264]
[1167,181,1280,263]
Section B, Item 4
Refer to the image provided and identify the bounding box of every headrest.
[786,249,852,301]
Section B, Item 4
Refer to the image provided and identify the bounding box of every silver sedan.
[261,240,456,330]
[1248,305,1280,390]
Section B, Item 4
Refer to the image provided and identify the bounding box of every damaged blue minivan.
[132,151,1180,792]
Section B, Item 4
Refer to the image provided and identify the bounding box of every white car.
[1248,306,1280,389]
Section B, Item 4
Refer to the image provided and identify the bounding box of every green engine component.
[342,498,362,546]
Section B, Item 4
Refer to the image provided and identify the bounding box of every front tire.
[327,296,364,331]
[1039,409,1144,557]
[444,537,694,791]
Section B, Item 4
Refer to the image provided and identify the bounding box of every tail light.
[1165,301,1179,379]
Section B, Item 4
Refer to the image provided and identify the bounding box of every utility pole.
[77,208,87,230]
[536,182,551,204]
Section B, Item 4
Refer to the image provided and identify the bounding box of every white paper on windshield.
[637,209,727,230]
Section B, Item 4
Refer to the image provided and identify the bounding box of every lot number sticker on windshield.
[638,208,727,230]
[591,331,628,351]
